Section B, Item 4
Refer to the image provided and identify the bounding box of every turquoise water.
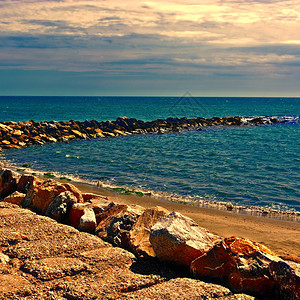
[1,96,300,211]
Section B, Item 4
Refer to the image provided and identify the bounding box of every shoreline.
[3,159,300,222]
[2,161,300,258]
[67,181,300,258]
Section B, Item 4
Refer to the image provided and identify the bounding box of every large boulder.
[45,191,78,222]
[149,211,214,267]
[0,169,20,199]
[191,237,280,298]
[129,206,170,259]
[26,180,68,214]
[96,202,144,249]
[22,179,83,214]
[269,260,300,300]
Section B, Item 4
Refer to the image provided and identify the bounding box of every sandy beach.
[72,181,300,259]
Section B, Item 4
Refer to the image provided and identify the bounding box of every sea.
[1,96,299,214]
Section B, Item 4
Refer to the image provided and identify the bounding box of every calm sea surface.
[1,96,299,212]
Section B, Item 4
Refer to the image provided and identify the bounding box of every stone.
[69,203,90,228]
[78,207,97,234]
[0,252,10,264]
[27,179,68,214]
[0,274,32,295]
[45,191,78,222]
[191,237,281,298]
[63,182,84,202]
[21,257,87,280]
[71,129,87,139]
[190,241,234,280]
[0,168,20,199]
[82,192,108,202]
[2,191,25,206]
[149,211,214,267]
[17,174,39,194]
[96,202,144,249]
[269,260,300,300]
[129,206,170,259]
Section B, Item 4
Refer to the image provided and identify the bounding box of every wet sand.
[72,182,300,259]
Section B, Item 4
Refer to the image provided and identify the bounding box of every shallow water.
[1,96,300,212]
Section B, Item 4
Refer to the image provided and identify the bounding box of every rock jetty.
[0,167,299,299]
[0,116,282,150]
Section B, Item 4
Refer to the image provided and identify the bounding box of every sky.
[0,0,300,96]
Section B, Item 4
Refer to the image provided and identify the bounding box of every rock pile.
[0,116,282,150]
[0,167,299,299]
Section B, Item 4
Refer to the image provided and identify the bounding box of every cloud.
[0,0,299,95]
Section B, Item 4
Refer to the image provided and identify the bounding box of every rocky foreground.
[0,168,299,299]
[0,115,283,150]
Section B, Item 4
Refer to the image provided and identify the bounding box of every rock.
[82,192,108,202]
[78,207,97,234]
[0,253,10,264]
[269,260,300,300]
[63,183,84,203]
[0,168,20,199]
[129,206,170,259]
[71,129,87,139]
[149,211,214,267]
[21,257,87,280]
[96,202,144,249]
[126,277,255,299]
[17,174,38,194]
[191,237,280,298]
[2,191,25,206]
[69,203,90,228]
[190,240,234,280]
[27,179,68,214]
[45,191,78,222]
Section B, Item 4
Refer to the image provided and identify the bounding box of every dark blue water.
[1,96,300,211]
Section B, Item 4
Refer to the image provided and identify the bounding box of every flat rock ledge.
[1,168,299,299]
[0,115,283,150]
[0,202,253,300]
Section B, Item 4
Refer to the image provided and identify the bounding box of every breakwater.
[0,116,283,150]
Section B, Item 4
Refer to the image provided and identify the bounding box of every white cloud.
[0,0,299,81]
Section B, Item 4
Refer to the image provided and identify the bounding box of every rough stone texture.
[225,237,279,297]
[21,257,88,280]
[269,260,300,300]
[96,202,145,249]
[2,191,25,206]
[45,190,78,222]
[82,192,108,202]
[0,252,9,264]
[191,237,291,299]
[0,202,254,299]
[69,202,90,228]
[63,182,84,203]
[17,174,37,194]
[26,179,69,214]
[150,211,214,267]
[0,169,20,199]
[190,240,234,280]
[78,207,97,234]
[129,206,170,259]
[125,278,254,299]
